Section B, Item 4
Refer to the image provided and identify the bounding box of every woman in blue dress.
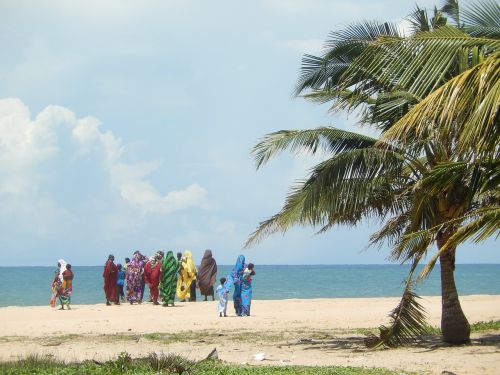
[240,263,255,317]
[223,255,245,316]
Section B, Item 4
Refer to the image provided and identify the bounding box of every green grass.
[420,320,500,335]
[470,320,500,332]
[0,353,414,375]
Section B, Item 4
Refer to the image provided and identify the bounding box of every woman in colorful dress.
[58,264,74,310]
[240,263,255,317]
[126,251,145,304]
[198,249,217,301]
[176,250,197,302]
[160,251,178,306]
[50,259,65,308]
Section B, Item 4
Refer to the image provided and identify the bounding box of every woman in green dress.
[160,251,178,306]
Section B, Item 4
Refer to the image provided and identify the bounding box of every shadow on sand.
[285,333,500,352]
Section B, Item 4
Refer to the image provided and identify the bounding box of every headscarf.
[233,255,245,277]
[130,251,145,270]
[149,256,157,267]
[183,250,197,277]
[224,255,245,292]
[162,251,177,274]
[198,250,217,294]
[57,259,67,282]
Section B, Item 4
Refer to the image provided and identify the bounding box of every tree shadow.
[285,333,500,353]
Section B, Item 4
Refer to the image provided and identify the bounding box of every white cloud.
[0,98,208,226]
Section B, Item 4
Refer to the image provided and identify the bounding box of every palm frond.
[340,26,499,104]
[441,0,460,27]
[251,127,377,169]
[407,5,431,34]
[380,53,500,159]
[245,147,411,247]
[368,214,409,249]
[364,90,420,130]
[461,0,500,37]
[295,21,401,96]
[365,282,427,348]
[385,205,500,281]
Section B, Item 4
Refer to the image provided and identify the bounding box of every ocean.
[0,264,498,307]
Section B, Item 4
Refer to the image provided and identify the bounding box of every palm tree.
[246,0,499,345]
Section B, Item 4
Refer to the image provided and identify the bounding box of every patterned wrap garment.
[126,252,145,303]
[59,268,74,306]
[160,251,178,305]
[240,267,253,316]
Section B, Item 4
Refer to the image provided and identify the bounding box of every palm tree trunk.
[438,234,470,344]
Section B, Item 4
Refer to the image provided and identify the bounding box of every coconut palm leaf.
[368,214,410,249]
[295,21,401,96]
[251,127,378,169]
[461,0,500,37]
[341,26,499,103]
[441,0,460,27]
[246,146,414,247]
[380,53,500,158]
[417,206,500,279]
[365,281,428,348]
[408,5,447,34]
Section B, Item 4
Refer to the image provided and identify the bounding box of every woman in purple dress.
[126,251,145,304]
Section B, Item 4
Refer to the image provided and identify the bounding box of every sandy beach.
[1,295,499,374]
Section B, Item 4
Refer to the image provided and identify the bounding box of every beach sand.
[1,295,499,374]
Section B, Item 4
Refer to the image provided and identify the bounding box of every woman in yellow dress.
[176,250,197,302]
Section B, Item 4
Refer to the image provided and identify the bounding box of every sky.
[0,0,497,266]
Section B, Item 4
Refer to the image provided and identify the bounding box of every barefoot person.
[240,263,255,317]
[160,251,178,306]
[216,277,228,317]
[198,249,217,301]
[103,254,118,306]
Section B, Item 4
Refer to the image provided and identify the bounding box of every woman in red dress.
[103,254,118,305]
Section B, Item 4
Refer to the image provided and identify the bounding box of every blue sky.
[0,0,497,266]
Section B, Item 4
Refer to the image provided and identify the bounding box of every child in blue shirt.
[116,264,125,304]
[216,277,228,317]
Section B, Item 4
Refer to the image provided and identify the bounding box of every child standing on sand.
[116,264,125,304]
[216,277,228,317]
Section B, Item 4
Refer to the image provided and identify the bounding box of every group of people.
[50,259,74,310]
[217,255,255,317]
[50,251,255,317]
[103,250,218,306]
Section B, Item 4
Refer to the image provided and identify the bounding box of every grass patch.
[0,353,413,375]
[470,320,500,332]
[421,320,500,335]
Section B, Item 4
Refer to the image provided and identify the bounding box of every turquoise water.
[0,264,498,307]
